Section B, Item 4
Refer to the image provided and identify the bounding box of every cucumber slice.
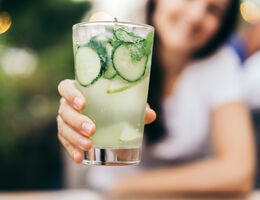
[75,46,101,87]
[87,39,107,75]
[112,44,147,82]
[103,43,117,79]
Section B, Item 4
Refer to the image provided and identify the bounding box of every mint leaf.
[144,31,154,56]
[108,35,122,48]
[114,27,144,43]
[128,42,145,61]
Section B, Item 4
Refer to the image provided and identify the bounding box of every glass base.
[82,147,141,166]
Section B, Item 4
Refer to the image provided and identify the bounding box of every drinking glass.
[72,21,154,165]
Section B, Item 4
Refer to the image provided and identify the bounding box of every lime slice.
[106,76,140,94]
[120,124,140,142]
[107,83,139,94]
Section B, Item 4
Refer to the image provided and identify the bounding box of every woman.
[57,0,256,195]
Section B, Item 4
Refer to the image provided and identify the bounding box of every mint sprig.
[144,31,154,56]
[109,22,154,62]
[114,27,144,43]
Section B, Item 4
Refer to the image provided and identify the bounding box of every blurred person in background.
[228,19,260,115]
[239,19,260,189]
[229,20,260,63]
[57,0,256,196]
[243,51,260,110]
[243,21,260,59]
[235,21,260,110]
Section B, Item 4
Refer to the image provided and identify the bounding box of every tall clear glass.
[72,21,154,166]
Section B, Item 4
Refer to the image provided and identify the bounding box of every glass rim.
[72,21,154,31]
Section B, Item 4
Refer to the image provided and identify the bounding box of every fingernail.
[73,151,82,163]
[147,107,153,112]
[82,122,94,135]
[78,137,89,148]
[74,97,84,109]
[60,98,66,103]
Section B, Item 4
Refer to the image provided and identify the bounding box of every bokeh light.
[89,11,114,21]
[240,0,260,24]
[0,11,12,34]
[1,48,38,77]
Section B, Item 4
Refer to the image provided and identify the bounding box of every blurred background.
[0,0,260,192]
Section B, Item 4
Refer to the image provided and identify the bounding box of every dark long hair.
[145,0,240,145]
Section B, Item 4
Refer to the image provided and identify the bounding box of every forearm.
[112,103,256,196]
[116,157,254,195]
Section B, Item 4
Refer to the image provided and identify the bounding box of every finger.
[58,79,86,110]
[58,134,84,164]
[145,106,156,125]
[58,100,96,137]
[57,115,92,151]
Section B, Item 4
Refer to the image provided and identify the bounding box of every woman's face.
[153,0,229,55]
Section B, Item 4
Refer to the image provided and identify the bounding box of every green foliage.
[0,0,91,164]
[1,0,92,49]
